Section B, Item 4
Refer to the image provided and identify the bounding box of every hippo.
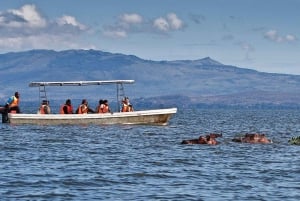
[232,133,272,144]
[288,136,300,145]
[181,133,222,145]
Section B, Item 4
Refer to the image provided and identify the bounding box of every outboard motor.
[0,105,9,123]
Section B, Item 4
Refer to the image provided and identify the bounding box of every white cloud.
[56,15,86,30]
[153,13,184,32]
[285,34,297,42]
[0,35,62,51]
[264,30,281,42]
[264,29,297,43]
[103,30,127,38]
[8,4,46,28]
[103,12,184,38]
[0,4,89,52]
[0,37,23,49]
[119,13,143,25]
[153,17,169,32]
[101,13,143,39]
[167,13,183,30]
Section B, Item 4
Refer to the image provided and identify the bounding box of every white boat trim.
[8,108,177,126]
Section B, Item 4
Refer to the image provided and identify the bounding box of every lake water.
[0,109,299,200]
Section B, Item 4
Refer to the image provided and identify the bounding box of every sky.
[0,0,299,75]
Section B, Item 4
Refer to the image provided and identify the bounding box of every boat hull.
[8,108,177,126]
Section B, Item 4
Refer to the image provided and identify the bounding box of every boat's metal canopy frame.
[29,80,135,87]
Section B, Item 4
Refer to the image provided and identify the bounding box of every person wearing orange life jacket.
[76,99,95,114]
[96,99,111,113]
[102,100,111,113]
[60,99,73,114]
[5,92,21,113]
[121,97,134,112]
[38,100,51,114]
[95,99,104,113]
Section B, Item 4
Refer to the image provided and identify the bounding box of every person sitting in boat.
[96,99,111,113]
[181,133,222,145]
[76,99,94,114]
[38,100,51,114]
[121,97,134,112]
[232,133,272,144]
[96,99,104,113]
[60,99,74,114]
[5,91,21,113]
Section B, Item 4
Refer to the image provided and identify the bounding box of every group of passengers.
[38,97,133,114]
[3,91,134,115]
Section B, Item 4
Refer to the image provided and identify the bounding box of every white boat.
[6,80,177,125]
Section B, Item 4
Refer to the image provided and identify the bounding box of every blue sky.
[0,0,299,75]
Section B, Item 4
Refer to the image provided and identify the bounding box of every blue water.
[0,109,299,200]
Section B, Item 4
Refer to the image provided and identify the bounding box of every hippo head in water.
[232,133,272,144]
[181,133,222,145]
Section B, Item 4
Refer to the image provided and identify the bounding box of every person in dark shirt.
[5,92,21,113]
[60,99,74,114]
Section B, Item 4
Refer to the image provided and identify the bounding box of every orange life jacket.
[60,104,73,114]
[96,104,102,113]
[39,105,46,114]
[78,104,88,114]
[122,103,133,112]
[97,104,110,113]
[102,105,110,113]
[39,105,50,114]
[9,96,19,108]
[121,103,129,112]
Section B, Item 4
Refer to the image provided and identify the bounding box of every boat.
[5,80,177,125]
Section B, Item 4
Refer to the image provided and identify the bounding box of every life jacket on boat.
[7,96,19,108]
[77,104,88,114]
[39,105,46,114]
[97,104,110,113]
[121,103,127,112]
[121,97,133,112]
[102,105,110,113]
[121,102,129,112]
[38,104,50,114]
[96,104,103,113]
[59,104,73,114]
[122,103,133,112]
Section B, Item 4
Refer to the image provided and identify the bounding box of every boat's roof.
[29,80,135,87]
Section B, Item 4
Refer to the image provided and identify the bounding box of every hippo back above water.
[232,133,272,144]
[181,133,222,145]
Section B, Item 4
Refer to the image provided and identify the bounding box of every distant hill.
[0,49,300,109]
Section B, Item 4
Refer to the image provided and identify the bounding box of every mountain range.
[0,49,299,109]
